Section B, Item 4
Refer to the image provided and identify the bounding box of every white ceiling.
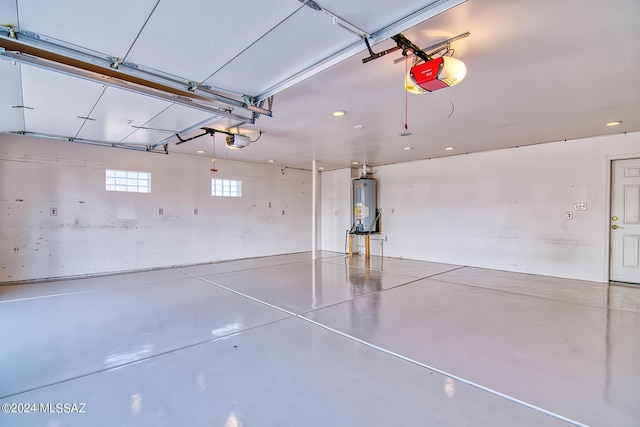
[1,0,639,171]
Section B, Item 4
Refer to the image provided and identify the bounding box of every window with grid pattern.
[211,178,242,197]
[105,169,151,193]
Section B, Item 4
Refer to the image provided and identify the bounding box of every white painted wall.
[0,134,311,282]
[320,132,640,282]
[320,168,351,254]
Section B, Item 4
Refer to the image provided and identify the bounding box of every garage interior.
[1,0,639,425]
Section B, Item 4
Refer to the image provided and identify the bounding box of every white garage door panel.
[21,65,105,137]
[0,1,18,26]
[76,86,173,143]
[17,0,159,58]
[307,0,447,34]
[121,104,216,145]
[0,61,25,132]
[126,0,301,84]
[204,7,355,96]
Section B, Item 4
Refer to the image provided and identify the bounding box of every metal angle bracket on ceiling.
[361,32,470,64]
[298,0,370,39]
[391,32,470,64]
[0,26,273,124]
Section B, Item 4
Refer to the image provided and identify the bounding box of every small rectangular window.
[212,178,242,197]
[106,169,151,193]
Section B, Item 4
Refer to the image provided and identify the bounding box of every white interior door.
[610,158,640,284]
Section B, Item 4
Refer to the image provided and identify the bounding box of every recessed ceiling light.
[352,161,360,165]
[353,124,364,129]
[404,146,413,151]
[196,150,205,154]
[333,110,346,117]
[268,159,276,163]
[445,146,455,151]
[606,120,622,126]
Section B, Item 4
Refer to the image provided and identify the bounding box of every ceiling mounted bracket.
[362,37,400,64]
[362,32,470,65]
[392,32,470,64]
[297,0,370,39]
[362,33,433,64]
[174,126,250,146]
[391,34,432,62]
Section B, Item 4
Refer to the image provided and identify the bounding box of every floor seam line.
[296,269,473,317]
[424,265,467,278]
[177,269,297,316]
[0,279,183,304]
[174,258,323,278]
[327,258,465,279]
[0,316,293,400]
[432,275,616,312]
[297,316,590,427]
[296,275,434,317]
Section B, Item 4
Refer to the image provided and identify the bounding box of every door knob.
[612,216,619,221]
[612,224,624,230]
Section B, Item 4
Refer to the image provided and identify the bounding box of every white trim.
[605,153,640,283]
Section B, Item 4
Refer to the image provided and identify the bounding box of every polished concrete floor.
[1,252,639,426]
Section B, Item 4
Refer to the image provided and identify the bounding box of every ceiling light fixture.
[404,146,413,150]
[606,121,622,126]
[268,159,276,163]
[196,150,205,154]
[352,161,360,165]
[333,110,346,117]
[353,124,364,129]
[445,146,455,151]
[318,166,325,170]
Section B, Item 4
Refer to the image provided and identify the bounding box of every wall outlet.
[566,211,573,219]
[50,207,57,216]
[574,203,587,211]
[193,208,198,215]
[158,208,164,215]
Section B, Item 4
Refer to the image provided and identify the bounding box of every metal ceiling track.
[6,131,170,154]
[0,26,273,124]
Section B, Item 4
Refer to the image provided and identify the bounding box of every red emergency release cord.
[404,58,409,133]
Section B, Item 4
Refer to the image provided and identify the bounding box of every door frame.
[605,154,640,283]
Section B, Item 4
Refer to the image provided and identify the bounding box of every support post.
[348,234,353,256]
[365,234,371,259]
[312,159,317,261]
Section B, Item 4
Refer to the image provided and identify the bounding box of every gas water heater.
[352,178,377,233]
